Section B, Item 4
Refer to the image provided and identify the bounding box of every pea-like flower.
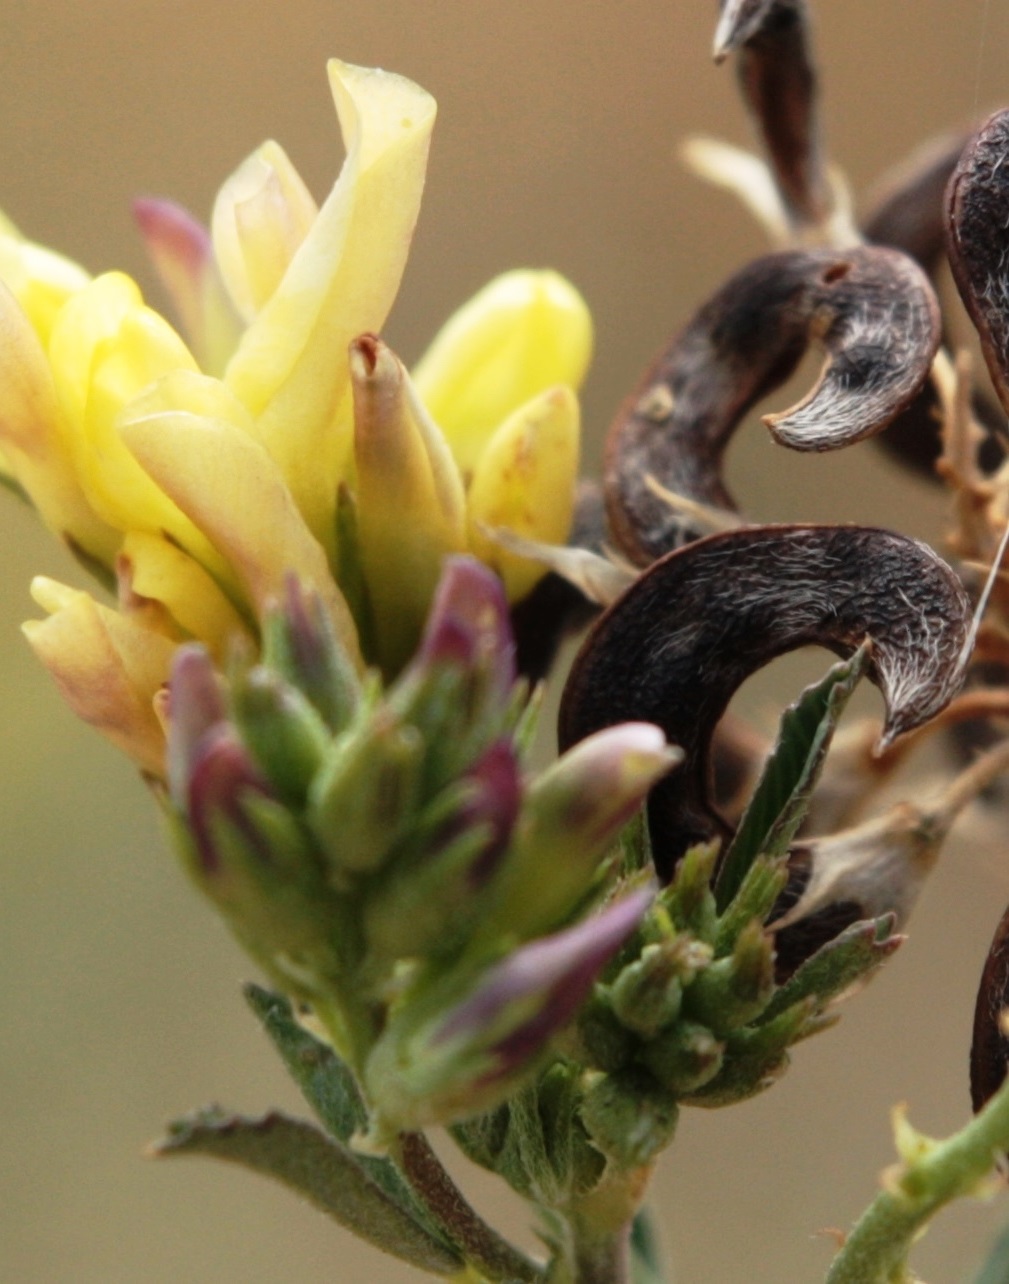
[0,59,592,775]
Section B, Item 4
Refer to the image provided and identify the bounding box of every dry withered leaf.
[603,248,941,564]
[947,108,1009,417]
[713,0,826,229]
[971,901,1009,1113]
[558,524,971,880]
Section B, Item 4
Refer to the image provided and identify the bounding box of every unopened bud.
[230,664,330,807]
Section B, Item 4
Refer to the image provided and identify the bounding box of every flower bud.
[579,1068,679,1169]
[166,642,227,809]
[480,724,679,941]
[364,891,651,1130]
[229,664,331,807]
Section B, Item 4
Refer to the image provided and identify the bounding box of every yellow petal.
[211,140,318,322]
[120,407,362,668]
[118,532,255,662]
[0,281,119,563]
[0,230,91,343]
[467,385,580,601]
[224,60,437,551]
[412,270,592,474]
[350,335,466,672]
[24,577,175,775]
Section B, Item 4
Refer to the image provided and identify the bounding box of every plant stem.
[825,1074,1009,1284]
[394,1130,546,1283]
[561,1166,654,1284]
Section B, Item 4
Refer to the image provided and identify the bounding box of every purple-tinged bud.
[411,556,515,706]
[479,723,680,941]
[186,724,273,875]
[166,643,228,811]
[261,574,362,732]
[451,740,522,886]
[364,890,651,1129]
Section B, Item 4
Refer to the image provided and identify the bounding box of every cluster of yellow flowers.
[0,60,592,776]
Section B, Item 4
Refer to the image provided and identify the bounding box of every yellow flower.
[0,59,591,774]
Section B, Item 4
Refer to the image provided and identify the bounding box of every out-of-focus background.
[2,2,1009,1281]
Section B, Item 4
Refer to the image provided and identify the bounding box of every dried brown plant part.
[603,248,941,564]
[774,737,1009,981]
[558,525,972,880]
[972,900,1009,1113]
[713,0,827,232]
[947,109,1009,417]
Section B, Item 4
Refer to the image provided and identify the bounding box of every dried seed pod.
[862,129,1005,476]
[947,109,1009,417]
[713,0,826,230]
[604,249,941,564]
[971,901,1009,1113]
[558,525,971,880]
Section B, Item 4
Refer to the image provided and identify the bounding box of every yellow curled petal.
[350,335,466,673]
[412,270,593,474]
[211,140,319,322]
[118,532,255,662]
[24,577,176,775]
[0,281,119,563]
[120,407,362,668]
[467,385,580,601]
[0,229,91,343]
[224,60,437,550]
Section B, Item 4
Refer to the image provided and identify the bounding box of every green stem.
[826,1075,1009,1284]
[561,1167,654,1284]
[394,1130,546,1283]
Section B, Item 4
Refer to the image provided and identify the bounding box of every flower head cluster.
[0,60,592,775]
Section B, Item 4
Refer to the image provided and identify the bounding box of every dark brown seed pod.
[947,109,1009,418]
[971,901,1009,1113]
[558,525,972,881]
[713,0,825,230]
[863,129,1005,477]
[603,248,941,564]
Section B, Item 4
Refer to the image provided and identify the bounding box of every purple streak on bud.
[414,557,516,701]
[166,644,228,811]
[454,740,522,885]
[435,890,652,1078]
[186,724,272,875]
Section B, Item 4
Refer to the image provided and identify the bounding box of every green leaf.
[150,1107,463,1276]
[244,984,447,1245]
[974,1219,1009,1284]
[714,643,870,912]
[631,1208,669,1284]
[759,915,902,1025]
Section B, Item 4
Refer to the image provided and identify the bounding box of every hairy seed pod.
[558,525,971,880]
[604,249,940,565]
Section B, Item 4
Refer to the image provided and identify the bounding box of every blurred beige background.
[3,1,1009,1281]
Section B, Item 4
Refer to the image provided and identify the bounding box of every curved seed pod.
[558,525,971,880]
[713,0,826,230]
[862,129,1005,476]
[604,248,941,564]
[971,900,1009,1113]
[947,109,1009,418]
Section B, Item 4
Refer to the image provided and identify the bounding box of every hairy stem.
[394,1131,545,1283]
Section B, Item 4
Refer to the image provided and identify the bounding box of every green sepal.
[684,920,775,1035]
[639,1020,724,1095]
[333,481,378,668]
[609,944,684,1039]
[760,914,902,1025]
[149,1106,463,1277]
[683,998,814,1107]
[659,842,719,941]
[230,666,331,807]
[715,644,870,912]
[714,855,789,956]
[580,1068,679,1168]
[575,990,637,1072]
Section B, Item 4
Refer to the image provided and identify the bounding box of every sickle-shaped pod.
[971,900,1009,1114]
[603,248,941,565]
[713,0,825,230]
[947,108,1009,419]
[558,525,971,881]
